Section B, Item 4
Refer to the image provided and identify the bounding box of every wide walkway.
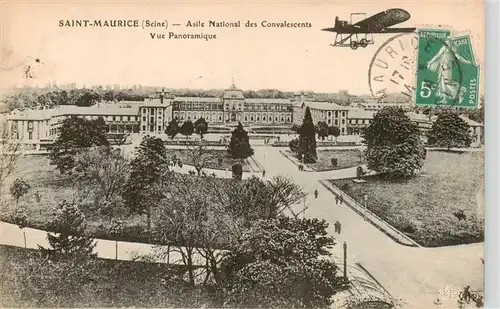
[252,146,484,309]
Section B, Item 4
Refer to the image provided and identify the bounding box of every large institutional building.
[3,84,483,150]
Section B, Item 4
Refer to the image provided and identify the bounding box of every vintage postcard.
[0,1,486,308]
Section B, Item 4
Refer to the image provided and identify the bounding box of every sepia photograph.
[0,1,489,308]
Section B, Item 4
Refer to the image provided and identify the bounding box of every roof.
[348,109,376,119]
[299,101,349,111]
[245,98,291,104]
[7,108,57,120]
[173,97,222,103]
[142,98,172,107]
[406,112,434,123]
[57,105,140,116]
[7,105,140,120]
[223,85,245,99]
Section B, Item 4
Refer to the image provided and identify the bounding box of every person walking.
[334,221,340,234]
[314,189,318,199]
[335,195,339,205]
[262,169,266,178]
[339,195,344,205]
[337,221,342,234]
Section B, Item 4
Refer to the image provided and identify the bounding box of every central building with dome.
[172,83,294,126]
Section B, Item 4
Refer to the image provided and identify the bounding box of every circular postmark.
[368,32,465,106]
[368,33,418,103]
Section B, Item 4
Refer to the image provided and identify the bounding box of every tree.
[194,118,209,139]
[72,146,129,219]
[75,91,101,107]
[288,138,300,154]
[291,124,300,133]
[298,107,317,163]
[356,166,366,180]
[426,113,472,150]
[10,178,31,205]
[232,163,243,181]
[185,141,216,176]
[123,135,169,235]
[50,117,109,174]
[220,217,342,308]
[180,120,194,139]
[316,121,329,141]
[152,174,233,287]
[329,126,341,143]
[0,121,24,190]
[228,122,254,159]
[165,118,180,140]
[363,107,426,179]
[41,200,96,257]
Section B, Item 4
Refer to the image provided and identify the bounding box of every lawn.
[285,149,366,171]
[0,245,215,307]
[330,150,484,247]
[165,148,256,172]
[0,155,234,245]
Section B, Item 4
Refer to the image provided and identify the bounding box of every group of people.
[335,194,344,205]
[312,189,343,234]
[170,156,183,168]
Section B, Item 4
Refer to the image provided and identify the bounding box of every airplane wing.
[353,8,413,32]
[381,27,416,33]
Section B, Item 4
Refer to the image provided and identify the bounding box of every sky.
[1,1,485,94]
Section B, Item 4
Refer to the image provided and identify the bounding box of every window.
[127,116,131,121]
[328,111,332,117]
[142,125,146,131]
[142,108,146,114]
[28,132,33,140]
[335,120,338,125]
[328,119,331,125]
[342,111,346,117]
[158,126,162,131]
[342,127,345,134]
[143,116,146,121]
[113,116,116,121]
[342,119,345,124]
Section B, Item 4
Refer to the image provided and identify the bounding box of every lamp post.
[343,241,347,283]
[363,194,368,221]
[303,197,306,219]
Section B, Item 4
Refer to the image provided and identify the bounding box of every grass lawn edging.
[278,150,315,172]
[319,180,422,248]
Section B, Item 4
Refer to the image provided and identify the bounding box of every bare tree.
[0,121,23,191]
[71,146,129,220]
[267,176,307,216]
[185,141,216,176]
[152,173,234,286]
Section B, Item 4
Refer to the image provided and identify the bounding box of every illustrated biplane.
[322,8,416,50]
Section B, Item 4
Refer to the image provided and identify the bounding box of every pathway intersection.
[252,146,484,309]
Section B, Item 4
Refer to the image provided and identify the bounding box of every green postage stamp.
[415,29,480,108]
